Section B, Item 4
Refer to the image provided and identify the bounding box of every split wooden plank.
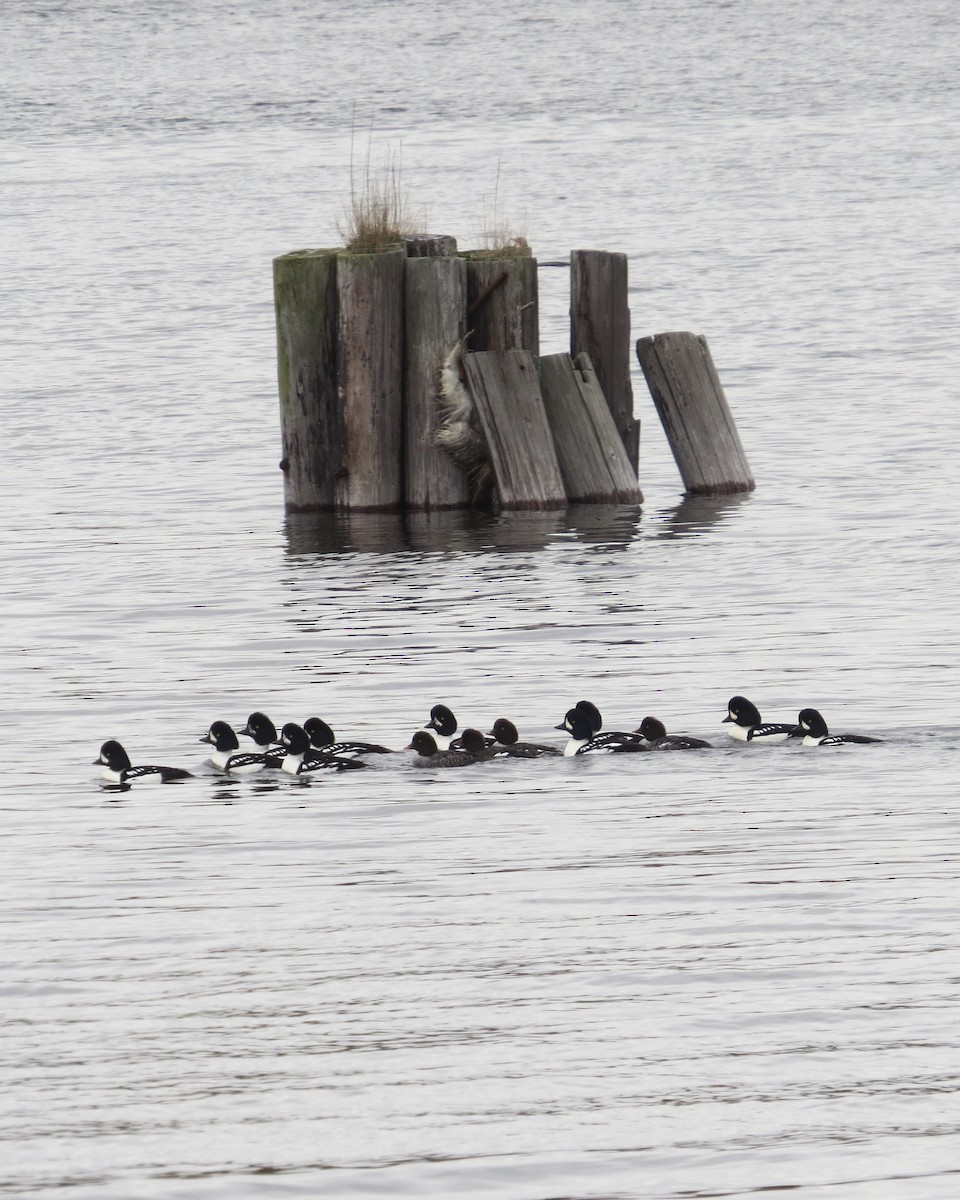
[540,352,643,503]
[404,256,470,509]
[570,249,639,471]
[635,331,754,495]
[461,350,566,510]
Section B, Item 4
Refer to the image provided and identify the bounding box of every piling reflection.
[562,503,642,546]
[284,506,646,556]
[284,495,745,557]
[654,492,752,539]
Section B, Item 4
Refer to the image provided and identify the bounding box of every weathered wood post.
[274,246,405,511]
[273,249,340,511]
[405,235,458,258]
[403,240,470,509]
[540,352,643,504]
[570,249,639,472]
[464,253,539,354]
[335,246,406,509]
[635,331,755,495]
[461,350,566,510]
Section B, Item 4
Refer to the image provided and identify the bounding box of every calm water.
[3,1,960,1196]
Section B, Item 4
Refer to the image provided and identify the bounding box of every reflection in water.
[285,511,413,556]
[285,497,748,557]
[562,503,642,546]
[654,492,752,539]
[285,506,646,557]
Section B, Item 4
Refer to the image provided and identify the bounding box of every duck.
[278,723,366,775]
[555,708,646,756]
[634,716,712,750]
[487,718,561,757]
[95,740,193,787]
[422,704,459,750]
[797,708,882,747]
[573,699,603,734]
[200,721,271,774]
[458,727,510,760]
[303,717,392,757]
[408,729,481,767]
[722,696,799,743]
[237,712,285,767]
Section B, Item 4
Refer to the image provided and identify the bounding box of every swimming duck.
[634,716,712,750]
[797,708,882,747]
[303,716,392,757]
[278,723,366,775]
[408,729,481,767]
[458,727,509,760]
[422,704,458,750]
[95,740,193,787]
[237,712,285,766]
[723,696,799,742]
[200,721,271,774]
[556,708,646,756]
[487,718,561,757]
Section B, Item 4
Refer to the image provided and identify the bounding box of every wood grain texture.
[404,256,470,509]
[273,249,341,511]
[540,352,643,503]
[405,235,458,258]
[465,256,539,356]
[462,350,566,510]
[570,249,639,471]
[635,331,755,495]
[336,248,406,510]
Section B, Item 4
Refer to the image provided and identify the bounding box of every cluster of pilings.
[273,237,753,512]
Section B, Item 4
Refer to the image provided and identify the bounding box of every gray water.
[3,1,960,1196]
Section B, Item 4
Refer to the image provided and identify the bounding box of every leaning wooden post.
[635,331,755,495]
[570,249,639,472]
[464,254,539,355]
[461,350,566,510]
[335,246,406,509]
[273,249,341,511]
[404,252,470,509]
[540,352,643,504]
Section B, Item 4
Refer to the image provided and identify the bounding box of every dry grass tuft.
[471,165,530,259]
[338,123,423,254]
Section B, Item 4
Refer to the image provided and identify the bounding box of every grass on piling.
[470,165,530,259]
[338,134,423,254]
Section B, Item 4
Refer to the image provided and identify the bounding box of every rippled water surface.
[3,1,960,1196]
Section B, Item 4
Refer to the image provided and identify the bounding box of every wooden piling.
[336,247,406,510]
[540,353,643,504]
[461,350,566,510]
[273,249,341,511]
[570,249,639,472]
[465,255,539,355]
[635,331,755,495]
[404,255,470,509]
[405,235,458,258]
